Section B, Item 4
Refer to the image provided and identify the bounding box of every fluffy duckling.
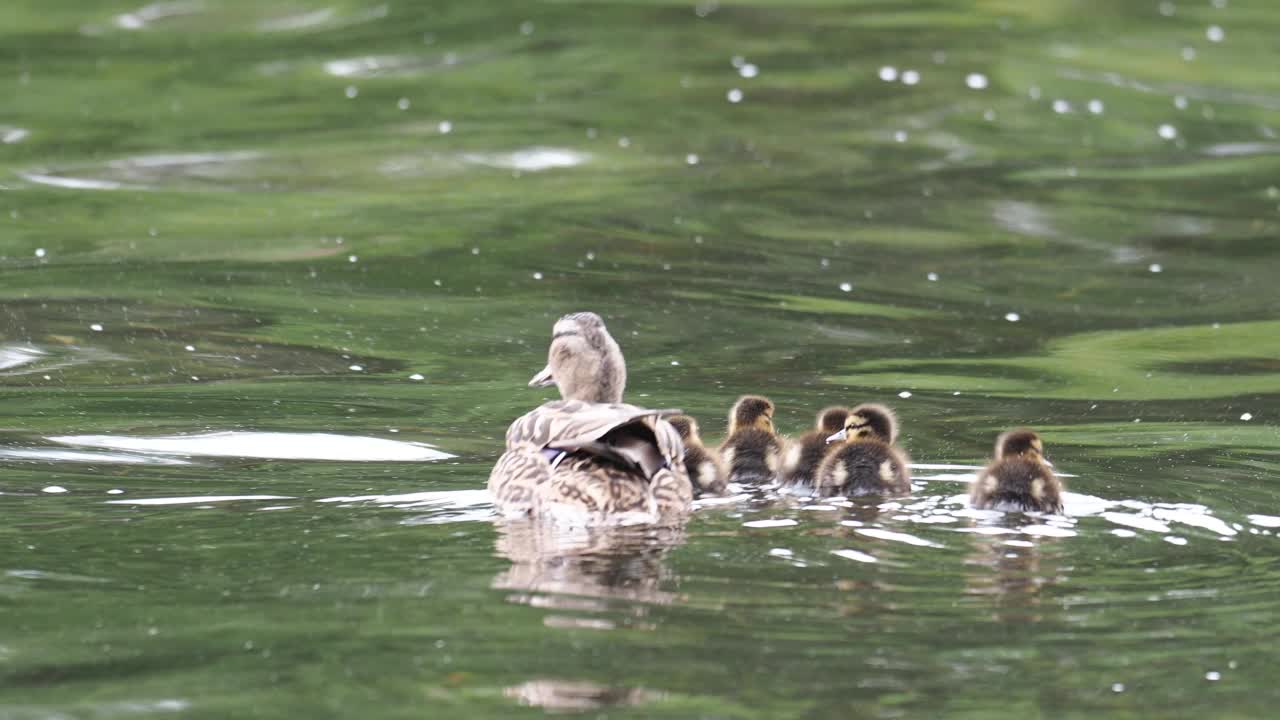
[970,429,1063,513]
[488,312,693,521]
[780,406,851,487]
[665,415,727,497]
[718,395,783,484]
[815,403,911,497]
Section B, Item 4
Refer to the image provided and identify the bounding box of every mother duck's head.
[528,311,626,403]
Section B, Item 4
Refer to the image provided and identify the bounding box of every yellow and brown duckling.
[780,406,851,488]
[970,429,1063,513]
[815,403,911,497]
[665,414,727,497]
[719,395,783,484]
[488,311,693,522]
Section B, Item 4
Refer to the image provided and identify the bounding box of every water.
[3,0,1279,716]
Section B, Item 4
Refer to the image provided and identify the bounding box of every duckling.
[665,414,727,497]
[718,395,783,484]
[488,312,693,521]
[970,429,1063,513]
[780,406,851,487]
[815,403,911,497]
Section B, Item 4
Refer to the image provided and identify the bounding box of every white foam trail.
[1248,514,1280,528]
[20,173,128,190]
[49,432,454,462]
[0,345,47,370]
[856,527,943,548]
[831,549,877,563]
[460,148,591,172]
[0,447,191,465]
[317,489,489,506]
[1102,512,1171,533]
[743,518,798,529]
[106,495,293,506]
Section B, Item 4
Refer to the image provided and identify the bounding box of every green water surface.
[3,0,1280,717]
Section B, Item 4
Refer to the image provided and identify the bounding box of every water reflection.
[504,678,665,713]
[492,520,687,610]
[964,533,1064,624]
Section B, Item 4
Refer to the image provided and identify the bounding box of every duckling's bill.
[826,429,846,443]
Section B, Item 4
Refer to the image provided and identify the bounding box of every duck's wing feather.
[504,400,685,480]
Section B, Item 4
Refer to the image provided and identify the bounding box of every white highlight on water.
[48,432,454,462]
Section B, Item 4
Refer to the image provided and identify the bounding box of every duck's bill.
[528,366,556,388]
[826,429,847,444]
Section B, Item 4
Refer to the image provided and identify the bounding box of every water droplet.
[965,72,988,90]
[1148,263,1163,273]
[839,282,852,292]
[1181,46,1196,61]
[409,373,425,381]
[898,391,912,399]
[730,55,746,68]
[470,247,480,255]
[983,109,997,122]
[1158,124,1178,140]
[1206,25,1224,42]
[1112,683,1126,693]
[1004,312,1020,322]
[685,153,699,165]
[348,255,358,263]
[34,247,46,258]
[1052,99,1071,114]
[397,97,410,110]
[878,66,898,82]
[1087,99,1105,114]
[349,364,363,372]
[893,130,908,143]
[927,272,938,281]
[1205,671,1221,681]
[1241,412,1254,421]
[617,136,631,148]
[437,120,453,134]
[42,486,68,494]
[90,323,104,332]
[901,69,920,85]
[727,88,744,103]
[1174,95,1189,110]
[531,271,543,280]
[739,63,758,78]
[344,85,358,99]
[184,345,196,352]
[520,20,535,35]
[107,489,124,495]
[670,360,680,366]
[819,258,830,268]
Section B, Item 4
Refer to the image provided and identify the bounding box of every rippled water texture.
[3,1,1280,717]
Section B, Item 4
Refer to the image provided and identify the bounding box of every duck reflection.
[492,519,688,611]
[504,678,665,713]
[493,520,684,712]
[963,534,1064,623]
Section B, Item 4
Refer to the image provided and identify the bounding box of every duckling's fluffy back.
[780,431,832,487]
[815,441,911,497]
[971,456,1062,513]
[720,428,782,484]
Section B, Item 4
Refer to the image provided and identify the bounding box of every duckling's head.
[995,429,1047,463]
[815,406,852,434]
[665,414,701,443]
[528,311,625,403]
[826,403,897,444]
[728,395,775,435]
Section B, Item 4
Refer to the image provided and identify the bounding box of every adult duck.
[488,312,693,522]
